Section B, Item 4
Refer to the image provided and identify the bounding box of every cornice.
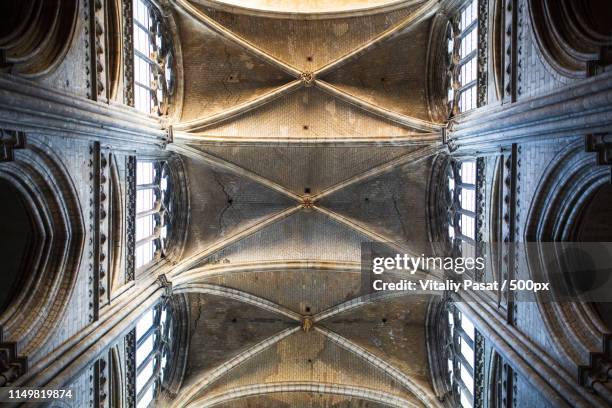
[448,71,612,150]
[0,75,169,149]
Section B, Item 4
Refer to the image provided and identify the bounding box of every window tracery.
[135,160,173,270]
[447,159,477,258]
[132,0,175,115]
[446,304,480,408]
[134,302,173,408]
[447,0,483,115]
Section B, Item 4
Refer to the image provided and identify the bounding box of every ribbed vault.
[165,0,444,406]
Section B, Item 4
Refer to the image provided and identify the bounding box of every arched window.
[133,0,174,115]
[134,302,173,407]
[448,159,477,258]
[135,160,173,270]
[448,0,480,114]
[447,304,479,408]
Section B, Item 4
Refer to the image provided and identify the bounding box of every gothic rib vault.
[165,1,446,406]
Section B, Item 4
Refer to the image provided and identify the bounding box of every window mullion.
[457,208,476,218]
[136,368,158,403]
[154,304,163,325]
[458,81,478,94]
[136,348,159,374]
[134,20,154,35]
[457,351,475,376]
[457,182,475,190]
[459,21,477,39]
[135,81,155,92]
[459,234,476,244]
[458,50,478,66]
[136,234,159,248]
[137,325,157,348]
[137,183,159,191]
[137,208,160,219]
[457,328,475,349]
[455,376,475,403]
[134,50,160,70]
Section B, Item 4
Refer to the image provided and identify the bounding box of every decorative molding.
[160,3,185,123]
[425,296,453,404]
[475,157,486,244]
[501,362,516,408]
[125,156,136,283]
[524,141,612,403]
[583,360,612,404]
[448,14,460,118]
[477,0,489,107]
[427,12,454,123]
[105,0,123,101]
[499,146,517,312]
[474,332,485,408]
[123,0,135,107]
[124,329,136,408]
[89,142,98,323]
[0,343,27,386]
[173,284,301,322]
[96,150,111,309]
[108,154,125,296]
[109,346,124,408]
[585,133,612,182]
[0,129,25,162]
[528,0,612,79]
[0,75,168,148]
[151,3,177,117]
[459,290,605,407]
[165,155,189,263]
[189,382,415,408]
[491,0,504,101]
[502,0,518,103]
[516,0,524,99]
[13,282,162,389]
[448,70,612,150]
[84,0,93,99]
[156,274,173,298]
[87,0,108,101]
[91,143,111,319]
[0,136,85,377]
[513,145,521,321]
[0,1,79,78]
[160,294,189,398]
[94,355,109,408]
[427,154,455,258]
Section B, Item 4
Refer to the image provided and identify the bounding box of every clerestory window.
[135,160,172,270]
[447,304,479,408]
[447,0,480,115]
[133,0,174,115]
[134,303,173,408]
[448,160,477,257]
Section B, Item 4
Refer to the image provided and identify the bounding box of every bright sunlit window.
[132,0,174,115]
[448,0,480,114]
[448,160,478,248]
[448,306,478,408]
[135,160,172,270]
[134,303,172,408]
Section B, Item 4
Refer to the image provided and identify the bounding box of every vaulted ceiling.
[166,0,445,406]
